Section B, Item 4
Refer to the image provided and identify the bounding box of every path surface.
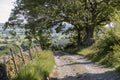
[50,51,120,80]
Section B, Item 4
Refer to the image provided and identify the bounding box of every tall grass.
[14,50,55,80]
[77,24,120,71]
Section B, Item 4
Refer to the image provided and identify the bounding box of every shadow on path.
[50,70,120,80]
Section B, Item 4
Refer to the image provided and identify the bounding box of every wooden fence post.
[9,48,18,74]
[16,45,25,64]
[28,48,32,60]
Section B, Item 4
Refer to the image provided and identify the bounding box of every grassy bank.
[14,50,55,80]
[66,46,120,71]
[65,24,120,72]
[65,42,120,72]
[81,47,120,70]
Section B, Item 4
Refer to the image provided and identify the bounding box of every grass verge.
[65,46,120,72]
[14,50,55,80]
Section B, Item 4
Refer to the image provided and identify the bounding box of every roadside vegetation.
[14,50,55,80]
[65,12,120,71]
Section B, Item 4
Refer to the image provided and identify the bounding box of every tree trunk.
[77,30,82,48]
[83,26,95,47]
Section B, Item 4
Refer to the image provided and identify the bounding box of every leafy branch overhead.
[5,0,120,48]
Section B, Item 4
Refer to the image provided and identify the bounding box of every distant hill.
[0,23,25,35]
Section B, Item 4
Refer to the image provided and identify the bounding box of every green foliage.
[51,33,71,50]
[0,45,19,56]
[0,46,10,55]
[66,12,120,70]
[5,0,120,47]
[75,24,120,71]
[21,41,29,51]
[64,47,83,55]
[14,50,55,80]
[9,30,16,36]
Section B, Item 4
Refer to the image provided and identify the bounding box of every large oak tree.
[6,0,120,48]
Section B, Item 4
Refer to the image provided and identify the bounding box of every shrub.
[74,23,120,71]
[84,25,120,69]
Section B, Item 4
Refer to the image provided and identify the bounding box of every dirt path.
[50,51,120,80]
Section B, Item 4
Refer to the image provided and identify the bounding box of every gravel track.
[50,51,120,80]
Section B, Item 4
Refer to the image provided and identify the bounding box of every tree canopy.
[5,0,120,48]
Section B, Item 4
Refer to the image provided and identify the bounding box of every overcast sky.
[0,0,16,23]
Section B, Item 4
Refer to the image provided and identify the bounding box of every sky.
[0,0,16,23]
